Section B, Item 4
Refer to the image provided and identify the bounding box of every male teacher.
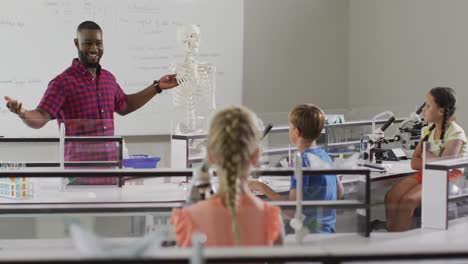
[4,21,179,184]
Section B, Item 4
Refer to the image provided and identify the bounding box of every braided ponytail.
[439,107,449,156]
[207,106,260,244]
[429,87,456,157]
[422,124,436,143]
[222,109,243,243]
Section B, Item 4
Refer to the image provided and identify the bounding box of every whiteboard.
[0,0,244,136]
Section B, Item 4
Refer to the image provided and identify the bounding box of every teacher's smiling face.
[74,29,104,69]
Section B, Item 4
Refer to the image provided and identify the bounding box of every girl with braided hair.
[385,87,467,232]
[170,106,283,247]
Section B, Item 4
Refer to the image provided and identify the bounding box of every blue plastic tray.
[123,155,160,169]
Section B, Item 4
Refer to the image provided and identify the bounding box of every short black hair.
[77,21,101,32]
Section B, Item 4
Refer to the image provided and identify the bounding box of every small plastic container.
[123,155,160,169]
[0,177,34,199]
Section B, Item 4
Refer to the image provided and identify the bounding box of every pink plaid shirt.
[38,59,128,185]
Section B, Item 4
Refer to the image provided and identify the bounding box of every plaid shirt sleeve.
[113,78,128,113]
[37,77,67,119]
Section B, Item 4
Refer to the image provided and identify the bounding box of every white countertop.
[369,160,416,181]
[0,177,292,204]
[1,217,467,262]
[0,160,413,205]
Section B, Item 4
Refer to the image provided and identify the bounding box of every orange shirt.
[170,193,282,247]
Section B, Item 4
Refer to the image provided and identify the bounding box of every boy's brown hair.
[289,104,325,141]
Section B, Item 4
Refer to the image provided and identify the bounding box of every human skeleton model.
[172,24,216,134]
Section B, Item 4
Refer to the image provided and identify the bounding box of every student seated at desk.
[170,106,283,247]
[250,104,344,233]
[385,87,468,232]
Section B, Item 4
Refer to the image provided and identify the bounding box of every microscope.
[186,161,214,204]
[394,103,426,157]
[360,111,397,164]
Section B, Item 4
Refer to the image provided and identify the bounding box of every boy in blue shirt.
[250,104,343,233]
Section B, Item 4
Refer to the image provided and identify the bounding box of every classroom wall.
[1,0,348,166]
[243,0,350,120]
[162,0,468,163]
[349,0,468,126]
[7,1,468,164]
[132,0,352,164]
